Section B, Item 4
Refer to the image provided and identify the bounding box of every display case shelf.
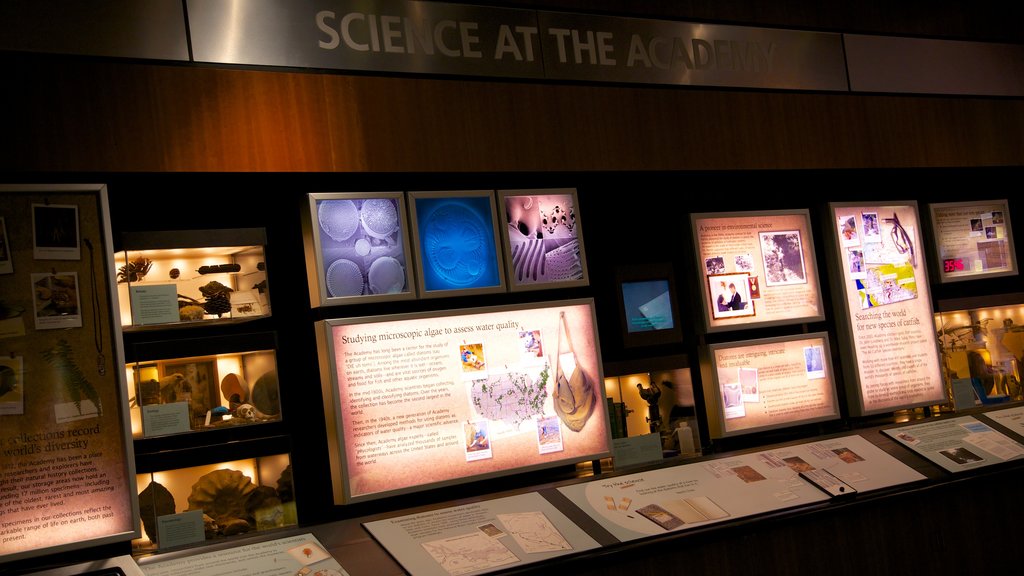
[115,229,271,330]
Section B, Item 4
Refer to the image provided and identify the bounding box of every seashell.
[138,481,175,545]
[245,486,281,518]
[220,373,248,407]
[186,469,257,524]
[251,371,280,416]
[202,514,219,539]
[276,465,293,503]
[219,517,252,536]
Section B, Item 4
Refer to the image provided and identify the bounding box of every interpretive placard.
[558,450,828,542]
[140,533,349,576]
[929,200,1016,282]
[704,333,840,437]
[317,299,610,503]
[828,202,945,415]
[129,284,180,326]
[753,435,926,491]
[0,185,137,563]
[985,405,1024,438]
[884,416,1024,473]
[691,210,824,332]
[612,433,663,468]
[363,492,598,576]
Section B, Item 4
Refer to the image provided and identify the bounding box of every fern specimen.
[42,339,101,416]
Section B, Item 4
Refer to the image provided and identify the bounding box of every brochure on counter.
[140,533,348,576]
[363,492,598,576]
[983,405,1024,439]
[884,415,1024,473]
[558,433,924,543]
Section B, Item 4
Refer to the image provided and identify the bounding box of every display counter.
[131,402,1024,576]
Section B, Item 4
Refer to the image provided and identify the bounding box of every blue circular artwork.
[418,198,499,290]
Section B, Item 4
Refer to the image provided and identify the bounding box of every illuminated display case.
[603,356,701,459]
[133,453,295,552]
[125,333,281,439]
[115,229,270,329]
[935,296,1024,406]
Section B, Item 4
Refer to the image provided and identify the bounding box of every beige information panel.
[691,210,824,332]
[929,200,1016,283]
[317,299,611,503]
[0,185,137,563]
[704,333,840,438]
[829,202,945,415]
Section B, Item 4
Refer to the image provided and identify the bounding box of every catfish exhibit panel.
[318,299,610,503]
[0,185,136,562]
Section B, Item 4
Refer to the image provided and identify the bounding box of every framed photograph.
[691,210,824,333]
[615,263,683,348]
[758,230,807,287]
[162,359,218,424]
[32,203,80,260]
[929,200,1017,283]
[707,273,754,320]
[31,271,83,330]
[409,190,506,298]
[497,188,589,291]
[702,332,840,438]
[302,192,416,307]
[829,202,944,416]
[0,217,12,274]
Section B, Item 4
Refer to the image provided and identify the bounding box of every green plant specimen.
[43,339,101,416]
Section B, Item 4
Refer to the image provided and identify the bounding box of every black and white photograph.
[31,271,83,330]
[861,211,881,243]
[939,446,984,465]
[708,273,754,320]
[32,203,80,260]
[804,345,825,379]
[759,230,807,286]
[734,253,754,272]
[704,256,725,275]
[0,217,12,274]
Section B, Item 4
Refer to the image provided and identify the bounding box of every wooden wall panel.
[2,55,1022,173]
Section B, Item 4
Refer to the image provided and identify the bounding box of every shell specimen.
[186,469,257,524]
[117,258,153,283]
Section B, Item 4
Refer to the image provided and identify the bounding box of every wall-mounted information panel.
[691,209,825,332]
[0,185,137,563]
[929,199,1016,283]
[828,202,945,416]
[317,299,611,503]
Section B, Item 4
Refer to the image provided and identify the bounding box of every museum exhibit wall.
[1,1,1023,573]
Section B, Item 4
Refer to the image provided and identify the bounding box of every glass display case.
[935,298,1024,406]
[125,336,280,438]
[603,356,701,459]
[115,229,270,329]
[134,454,295,552]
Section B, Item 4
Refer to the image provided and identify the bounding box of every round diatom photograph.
[415,195,501,291]
[315,195,409,299]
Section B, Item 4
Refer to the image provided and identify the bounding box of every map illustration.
[496,511,572,553]
[421,532,519,575]
[470,365,549,431]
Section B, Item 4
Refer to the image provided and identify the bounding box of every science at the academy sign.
[187,0,848,91]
